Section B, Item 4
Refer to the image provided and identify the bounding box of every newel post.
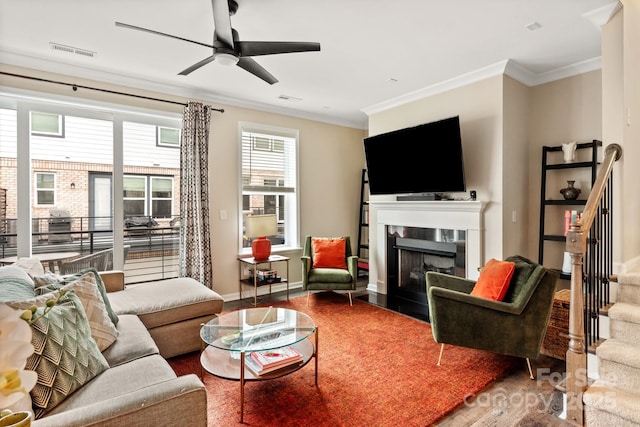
[565,224,587,426]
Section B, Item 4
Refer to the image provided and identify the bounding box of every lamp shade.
[245,214,278,260]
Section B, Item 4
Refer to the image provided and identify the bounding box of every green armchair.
[301,235,358,305]
[426,255,558,378]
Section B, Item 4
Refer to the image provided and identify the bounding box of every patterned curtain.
[179,102,213,288]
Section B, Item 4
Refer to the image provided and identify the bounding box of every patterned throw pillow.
[24,290,110,419]
[12,271,119,351]
[33,267,119,326]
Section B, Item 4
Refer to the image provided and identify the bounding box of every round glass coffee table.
[200,307,318,422]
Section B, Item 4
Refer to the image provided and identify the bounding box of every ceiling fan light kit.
[215,52,239,67]
[116,0,320,84]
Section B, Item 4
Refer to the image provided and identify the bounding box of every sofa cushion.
[308,267,353,284]
[0,265,35,302]
[108,277,224,329]
[11,271,119,351]
[24,291,110,419]
[503,255,545,305]
[101,314,159,367]
[13,257,45,276]
[44,354,177,417]
[33,267,119,326]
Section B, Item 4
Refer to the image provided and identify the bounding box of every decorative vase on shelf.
[562,141,577,163]
[560,180,581,200]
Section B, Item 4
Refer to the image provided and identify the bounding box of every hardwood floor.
[226,284,572,426]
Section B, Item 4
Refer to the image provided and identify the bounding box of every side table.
[238,254,290,306]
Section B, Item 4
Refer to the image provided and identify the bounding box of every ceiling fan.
[115,0,320,85]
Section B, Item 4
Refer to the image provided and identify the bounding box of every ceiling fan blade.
[115,22,213,49]
[179,55,216,76]
[237,57,278,85]
[211,0,234,48]
[236,41,321,57]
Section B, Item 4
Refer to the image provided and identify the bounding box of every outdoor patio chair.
[57,245,130,274]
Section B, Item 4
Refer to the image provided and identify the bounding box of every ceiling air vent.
[278,95,303,102]
[50,42,96,58]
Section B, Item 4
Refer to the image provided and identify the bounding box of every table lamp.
[245,214,278,260]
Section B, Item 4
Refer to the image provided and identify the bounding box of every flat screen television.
[363,115,466,196]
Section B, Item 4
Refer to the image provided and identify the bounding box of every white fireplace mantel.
[368,200,486,294]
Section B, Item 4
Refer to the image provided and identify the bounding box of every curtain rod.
[0,71,225,113]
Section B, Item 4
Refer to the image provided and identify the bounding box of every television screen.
[363,116,466,196]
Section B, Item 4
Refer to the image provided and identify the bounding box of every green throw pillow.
[0,265,36,302]
[34,267,119,326]
[26,290,110,419]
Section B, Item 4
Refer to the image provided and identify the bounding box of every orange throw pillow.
[470,258,516,301]
[312,237,347,269]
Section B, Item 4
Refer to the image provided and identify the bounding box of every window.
[31,112,64,137]
[157,126,181,147]
[151,177,173,218]
[124,175,173,218]
[3,97,182,284]
[123,176,146,216]
[239,123,298,252]
[35,172,55,205]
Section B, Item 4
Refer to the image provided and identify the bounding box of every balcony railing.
[0,215,180,284]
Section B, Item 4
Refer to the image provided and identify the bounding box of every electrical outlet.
[470,190,477,200]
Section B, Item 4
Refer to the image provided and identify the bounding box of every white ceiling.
[0,0,619,129]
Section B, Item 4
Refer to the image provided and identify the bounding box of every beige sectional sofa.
[1,263,224,427]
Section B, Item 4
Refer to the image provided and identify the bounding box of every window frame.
[150,176,174,219]
[34,172,56,206]
[156,126,181,148]
[238,122,299,255]
[30,111,64,137]
[123,174,174,219]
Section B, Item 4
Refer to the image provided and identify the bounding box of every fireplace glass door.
[387,226,465,306]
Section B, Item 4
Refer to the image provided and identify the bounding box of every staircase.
[584,271,640,426]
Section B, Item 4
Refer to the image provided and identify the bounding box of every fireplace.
[387,226,466,306]
[368,200,486,296]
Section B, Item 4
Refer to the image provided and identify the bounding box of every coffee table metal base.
[200,329,318,422]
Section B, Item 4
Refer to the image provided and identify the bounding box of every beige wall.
[527,71,603,271]
[621,0,640,263]
[367,75,518,266]
[503,76,531,258]
[0,65,367,299]
[602,8,625,268]
[599,1,640,267]
[367,69,606,276]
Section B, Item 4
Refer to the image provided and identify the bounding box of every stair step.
[617,272,640,305]
[588,338,606,355]
[609,303,640,345]
[599,302,614,317]
[584,381,640,426]
[597,339,640,391]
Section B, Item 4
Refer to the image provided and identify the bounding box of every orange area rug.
[168,291,520,426]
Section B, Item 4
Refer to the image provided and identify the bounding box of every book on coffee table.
[245,346,303,375]
[245,355,302,376]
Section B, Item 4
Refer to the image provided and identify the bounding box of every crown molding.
[583,1,622,29]
[0,49,368,130]
[362,60,510,117]
[362,56,603,117]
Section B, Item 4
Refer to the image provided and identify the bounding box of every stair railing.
[565,143,622,425]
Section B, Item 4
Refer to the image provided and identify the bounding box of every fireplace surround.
[368,200,486,298]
